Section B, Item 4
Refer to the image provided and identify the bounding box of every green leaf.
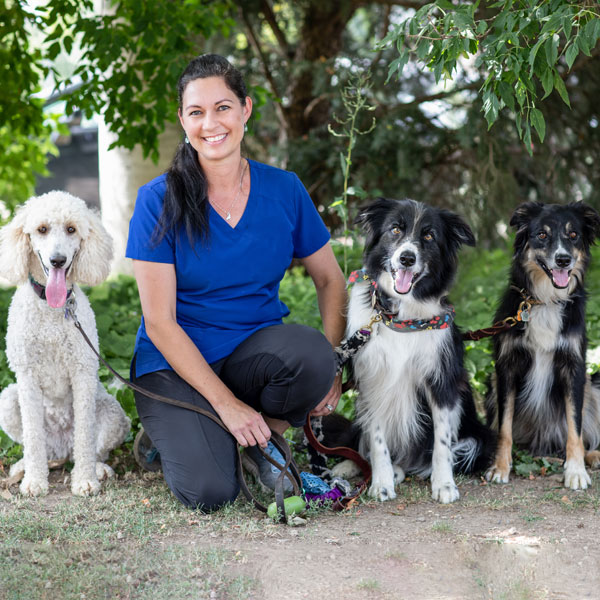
[544,34,559,67]
[565,42,579,70]
[553,72,571,107]
[540,67,554,98]
[497,81,515,111]
[530,108,546,143]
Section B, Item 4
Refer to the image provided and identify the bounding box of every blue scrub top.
[126,159,330,377]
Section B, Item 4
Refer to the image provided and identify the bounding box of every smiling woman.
[125,54,347,511]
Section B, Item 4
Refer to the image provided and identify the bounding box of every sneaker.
[243,441,293,492]
[133,428,162,472]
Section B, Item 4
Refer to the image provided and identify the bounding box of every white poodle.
[0,191,130,496]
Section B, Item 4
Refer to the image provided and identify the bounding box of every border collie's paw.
[331,459,361,479]
[20,475,48,496]
[393,465,405,483]
[485,463,510,484]
[585,450,600,469]
[369,479,397,502]
[96,462,115,481]
[564,461,591,490]
[431,481,459,504]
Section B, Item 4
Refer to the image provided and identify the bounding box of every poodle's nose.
[50,254,67,269]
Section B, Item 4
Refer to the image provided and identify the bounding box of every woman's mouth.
[203,133,227,144]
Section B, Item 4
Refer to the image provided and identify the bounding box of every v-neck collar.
[209,159,256,232]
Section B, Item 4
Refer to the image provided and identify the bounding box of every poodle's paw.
[564,461,591,490]
[20,475,49,497]
[331,459,361,479]
[431,480,460,504]
[9,458,25,480]
[485,463,511,484]
[368,477,396,502]
[96,462,115,481]
[393,465,405,483]
[71,476,101,496]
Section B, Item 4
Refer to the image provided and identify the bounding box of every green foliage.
[381,0,600,152]
[328,71,376,276]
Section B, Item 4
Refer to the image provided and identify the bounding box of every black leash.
[64,300,301,523]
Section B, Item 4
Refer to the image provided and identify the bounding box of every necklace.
[210,159,248,221]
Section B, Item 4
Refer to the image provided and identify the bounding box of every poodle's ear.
[0,207,32,284]
[71,209,114,285]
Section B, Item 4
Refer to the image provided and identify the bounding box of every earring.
[244,123,248,133]
[184,135,190,144]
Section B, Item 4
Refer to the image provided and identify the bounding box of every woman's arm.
[132,259,271,447]
[300,243,347,415]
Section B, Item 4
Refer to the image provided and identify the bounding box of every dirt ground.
[3,468,599,600]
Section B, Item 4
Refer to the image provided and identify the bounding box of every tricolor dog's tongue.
[46,267,67,308]
[395,269,413,294]
[552,268,570,288]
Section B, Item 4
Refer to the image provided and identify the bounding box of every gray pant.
[132,323,335,510]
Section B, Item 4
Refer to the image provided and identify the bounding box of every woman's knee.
[167,473,240,511]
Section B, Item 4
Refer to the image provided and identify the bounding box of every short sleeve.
[126,179,175,264]
[291,174,331,259]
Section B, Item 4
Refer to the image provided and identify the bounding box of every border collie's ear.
[569,201,600,246]
[443,210,476,249]
[354,197,397,250]
[509,202,544,230]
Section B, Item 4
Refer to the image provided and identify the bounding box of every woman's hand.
[216,398,272,448]
[310,373,342,417]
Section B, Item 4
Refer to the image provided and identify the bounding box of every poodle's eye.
[391,226,402,235]
[569,231,578,240]
[37,226,48,234]
[66,226,76,234]
[423,232,434,242]
[537,231,547,240]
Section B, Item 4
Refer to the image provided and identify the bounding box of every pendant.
[226,212,231,221]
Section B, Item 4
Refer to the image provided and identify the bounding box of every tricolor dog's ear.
[0,204,32,284]
[442,210,476,249]
[568,201,600,247]
[510,201,544,255]
[354,197,398,252]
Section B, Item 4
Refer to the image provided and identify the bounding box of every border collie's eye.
[569,231,578,240]
[38,226,48,234]
[537,231,547,240]
[423,232,434,242]
[66,226,76,234]
[391,226,402,235]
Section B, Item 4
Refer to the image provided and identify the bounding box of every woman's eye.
[537,231,547,240]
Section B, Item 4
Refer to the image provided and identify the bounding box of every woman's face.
[178,76,252,165]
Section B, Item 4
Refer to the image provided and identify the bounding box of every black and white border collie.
[486,201,600,490]
[335,198,494,504]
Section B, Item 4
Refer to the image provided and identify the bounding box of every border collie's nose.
[50,255,67,269]
[555,254,571,269]
[399,251,416,267]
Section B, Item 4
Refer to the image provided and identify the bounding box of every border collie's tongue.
[395,269,413,294]
[46,267,67,308]
[551,268,570,288]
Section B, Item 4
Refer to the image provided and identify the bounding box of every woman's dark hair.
[152,54,248,247]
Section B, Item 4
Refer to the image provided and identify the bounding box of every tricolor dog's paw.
[20,475,49,497]
[368,478,397,502]
[485,463,511,484]
[564,461,591,490]
[431,480,459,504]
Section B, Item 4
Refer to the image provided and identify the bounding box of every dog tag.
[519,309,530,322]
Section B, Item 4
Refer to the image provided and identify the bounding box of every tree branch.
[259,0,290,57]
[369,4,392,70]
[357,0,429,9]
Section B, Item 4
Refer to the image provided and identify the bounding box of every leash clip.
[64,296,79,325]
[365,313,382,332]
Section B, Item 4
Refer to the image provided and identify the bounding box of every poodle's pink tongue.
[394,269,413,294]
[46,267,67,308]
[552,268,570,288]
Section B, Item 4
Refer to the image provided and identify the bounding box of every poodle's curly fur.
[0,191,130,496]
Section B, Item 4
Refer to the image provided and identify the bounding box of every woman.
[126,54,347,510]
